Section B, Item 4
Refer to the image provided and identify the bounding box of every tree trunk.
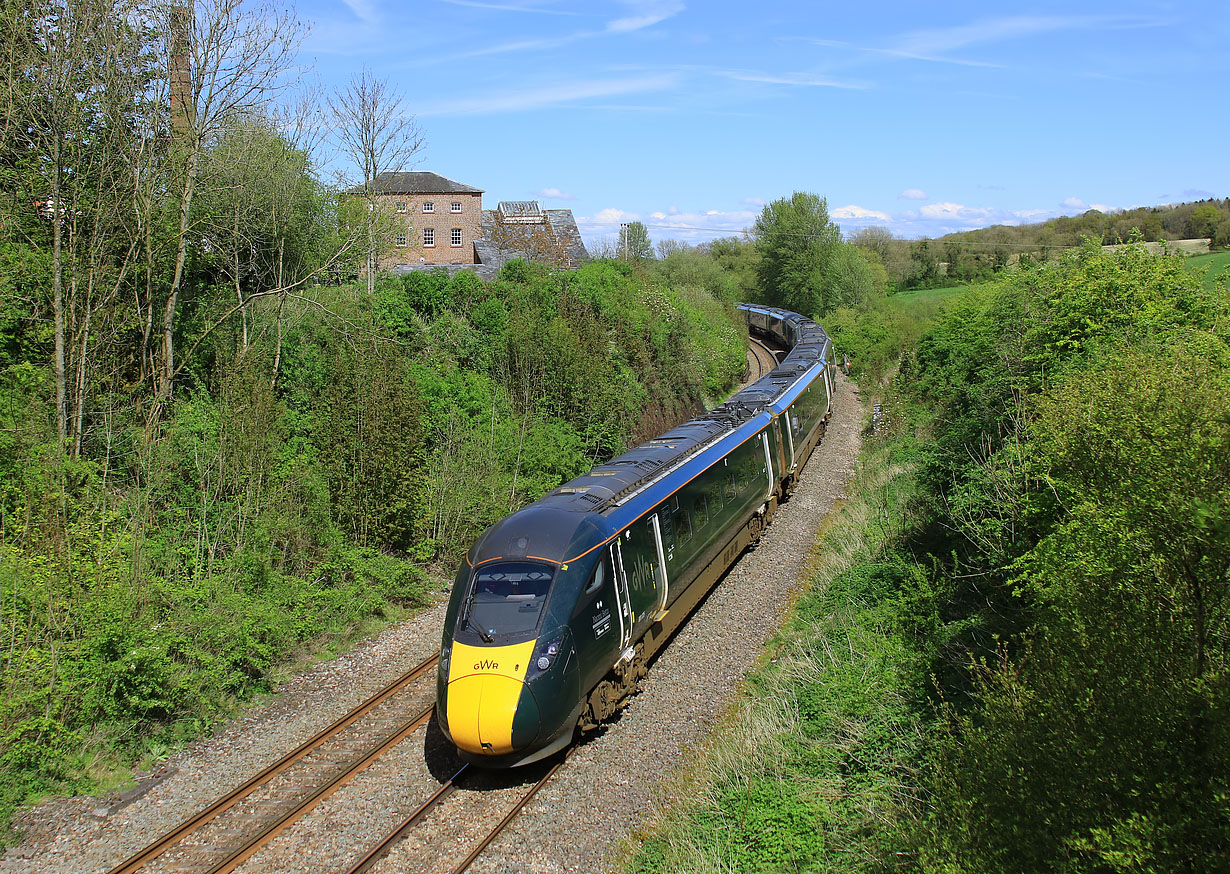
[158,139,200,407]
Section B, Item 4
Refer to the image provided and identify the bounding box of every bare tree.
[14,0,152,450]
[152,0,305,413]
[329,69,424,293]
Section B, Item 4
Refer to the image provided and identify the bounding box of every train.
[436,304,837,767]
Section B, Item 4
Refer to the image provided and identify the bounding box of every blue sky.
[294,0,1229,248]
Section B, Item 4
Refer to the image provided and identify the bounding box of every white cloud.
[589,207,640,226]
[607,0,685,33]
[741,197,764,207]
[1013,208,1050,219]
[921,202,993,220]
[537,187,574,200]
[899,188,927,200]
[831,204,891,221]
[416,73,678,115]
[582,205,757,241]
[1063,196,1086,209]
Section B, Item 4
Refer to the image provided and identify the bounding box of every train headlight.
[440,641,452,675]
[528,630,570,679]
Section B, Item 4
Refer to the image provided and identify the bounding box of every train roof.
[535,304,830,516]
[464,304,831,568]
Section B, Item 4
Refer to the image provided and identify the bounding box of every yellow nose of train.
[446,640,538,755]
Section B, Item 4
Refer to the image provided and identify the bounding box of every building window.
[423,228,435,247]
[394,232,406,247]
[395,201,407,213]
[423,201,434,213]
[450,201,462,213]
[450,228,462,247]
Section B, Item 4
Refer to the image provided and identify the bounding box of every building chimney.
[169,4,193,131]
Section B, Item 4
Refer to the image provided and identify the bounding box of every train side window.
[693,494,709,529]
[675,506,692,544]
[726,470,738,502]
[708,482,723,514]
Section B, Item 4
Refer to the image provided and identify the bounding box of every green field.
[1187,251,1230,289]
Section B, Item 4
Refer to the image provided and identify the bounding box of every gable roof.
[367,172,483,195]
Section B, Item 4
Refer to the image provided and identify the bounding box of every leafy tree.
[619,221,653,262]
[753,191,842,316]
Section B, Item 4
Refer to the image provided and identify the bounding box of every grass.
[1187,251,1230,290]
[624,422,928,874]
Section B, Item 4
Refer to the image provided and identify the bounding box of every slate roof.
[366,172,483,195]
[477,206,590,271]
[544,209,588,266]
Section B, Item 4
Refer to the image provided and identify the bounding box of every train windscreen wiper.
[465,614,495,643]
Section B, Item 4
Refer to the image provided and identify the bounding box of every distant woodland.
[850,198,1230,291]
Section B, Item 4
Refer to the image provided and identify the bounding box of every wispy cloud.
[538,187,574,200]
[416,73,679,115]
[717,68,867,89]
[899,188,927,200]
[339,0,379,25]
[607,0,685,33]
[809,14,1163,68]
[808,37,998,68]
[448,31,594,60]
[438,0,580,14]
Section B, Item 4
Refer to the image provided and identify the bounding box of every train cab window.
[693,494,709,529]
[463,561,555,638]
[585,557,606,594]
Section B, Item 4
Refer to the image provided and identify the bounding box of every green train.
[437,304,836,766]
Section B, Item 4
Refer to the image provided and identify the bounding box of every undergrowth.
[626,417,929,873]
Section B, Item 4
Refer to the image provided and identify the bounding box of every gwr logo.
[474,659,499,670]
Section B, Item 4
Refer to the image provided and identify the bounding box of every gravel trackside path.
[1,372,862,874]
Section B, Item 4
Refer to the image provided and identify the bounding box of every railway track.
[98,331,781,874]
[747,336,780,382]
[106,655,441,874]
[103,649,567,874]
[344,754,568,874]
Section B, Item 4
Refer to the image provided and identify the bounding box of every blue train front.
[437,505,614,767]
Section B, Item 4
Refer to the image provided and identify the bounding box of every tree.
[619,221,653,261]
[11,0,153,451]
[753,192,841,316]
[150,0,305,413]
[329,68,425,293]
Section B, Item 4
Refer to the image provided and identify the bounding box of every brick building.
[366,171,589,274]
[369,171,485,267]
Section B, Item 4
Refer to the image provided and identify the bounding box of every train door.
[609,541,633,652]
[648,513,669,617]
[772,417,786,476]
[783,408,797,470]
[760,429,774,497]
